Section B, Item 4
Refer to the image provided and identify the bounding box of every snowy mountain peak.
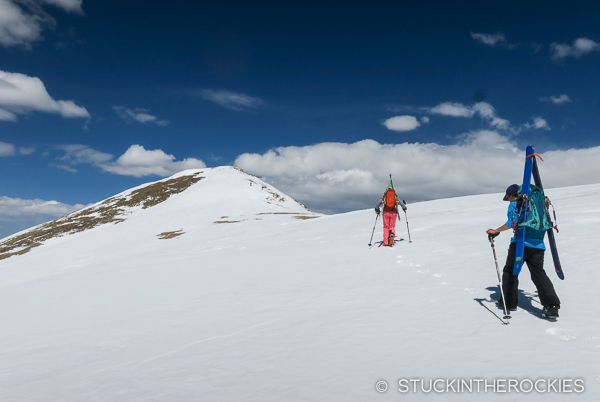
[0,166,318,261]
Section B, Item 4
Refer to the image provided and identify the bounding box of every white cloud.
[426,101,512,130]
[407,101,549,135]
[101,145,206,177]
[0,0,46,47]
[18,146,35,155]
[532,117,550,130]
[551,37,600,60]
[0,70,90,120]
[0,107,17,121]
[41,0,83,14]
[0,141,16,156]
[421,116,430,124]
[470,32,507,47]
[58,144,207,177]
[113,106,169,126]
[429,102,475,117]
[0,142,34,156]
[540,94,571,104]
[198,89,263,111]
[471,102,510,129]
[54,164,78,173]
[382,115,420,132]
[520,117,551,131]
[58,144,113,164]
[234,132,600,212]
[0,195,85,221]
[0,0,83,48]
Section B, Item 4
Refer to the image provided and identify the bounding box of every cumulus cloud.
[58,144,113,165]
[540,94,571,104]
[470,32,507,47]
[0,195,84,221]
[197,89,263,111]
[427,101,511,129]
[389,101,547,135]
[0,141,16,156]
[429,102,475,117]
[471,102,511,129]
[41,0,83,14]
[0,141,35,156]
[19,146,35,155]
[551,37,600,60]
[101,145,206,177]
[534,117,550,129]
[382,115,420,132]
[57,144,206,177]
[234,132,600,212]
[0,0,83,48]
[113,106,169,126]
[0,193,86,238]
[0,70,89,120]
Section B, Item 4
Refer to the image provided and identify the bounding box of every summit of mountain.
[0,166,319,261]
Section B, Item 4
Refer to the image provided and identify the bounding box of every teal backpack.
[518,185,556,232]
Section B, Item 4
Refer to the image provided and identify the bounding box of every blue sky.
[1,0,600,237]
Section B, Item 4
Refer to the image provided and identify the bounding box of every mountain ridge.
[0,166,318,261]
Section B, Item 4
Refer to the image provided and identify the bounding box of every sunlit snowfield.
[0,167,598,401]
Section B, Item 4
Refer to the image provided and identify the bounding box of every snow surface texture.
[0,166,598,401]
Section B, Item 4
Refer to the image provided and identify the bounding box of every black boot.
[496,299,517,311]
[541,305,560,319]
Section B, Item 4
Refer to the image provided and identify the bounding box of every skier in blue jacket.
[486,184,560,319]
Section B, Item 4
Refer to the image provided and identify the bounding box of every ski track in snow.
[0,169,599,401]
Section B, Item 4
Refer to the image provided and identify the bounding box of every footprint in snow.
[546,328,575,341]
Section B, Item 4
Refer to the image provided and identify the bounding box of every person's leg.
[382,211,392,245]
[501,242,519,309]
[524,247,560,307]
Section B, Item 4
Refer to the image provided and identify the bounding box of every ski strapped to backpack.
[513,147,563,279]
[531,151,564,279]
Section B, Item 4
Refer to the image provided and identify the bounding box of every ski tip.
[557,272,565,280]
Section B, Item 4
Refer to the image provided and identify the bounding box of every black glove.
[375,207,381,215]
[488,232,500,241]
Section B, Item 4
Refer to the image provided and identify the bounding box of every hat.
[503,184,520,201]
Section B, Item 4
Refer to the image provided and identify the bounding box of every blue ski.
[532,156,564,280]
[513,145,535,276]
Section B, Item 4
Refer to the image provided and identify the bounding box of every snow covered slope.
[0,168,598,402]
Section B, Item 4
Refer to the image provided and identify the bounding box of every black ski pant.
[502,242,560,308]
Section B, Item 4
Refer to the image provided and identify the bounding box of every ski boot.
[388,231,395,246]
[541,305,560,319]
[496,299,517,311]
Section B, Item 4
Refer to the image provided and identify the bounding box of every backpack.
[517,185,555,232]
[385,189,396,208]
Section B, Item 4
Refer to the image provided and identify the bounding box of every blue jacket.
[507,201,546,250]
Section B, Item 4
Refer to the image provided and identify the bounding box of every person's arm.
[375,198,383,214]
[487,201,516,235]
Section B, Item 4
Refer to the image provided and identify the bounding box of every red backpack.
[385,189,396,208]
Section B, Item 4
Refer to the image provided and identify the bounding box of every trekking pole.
[402,200,412,243]
[488,233,511,321]
[368,212,380,246]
